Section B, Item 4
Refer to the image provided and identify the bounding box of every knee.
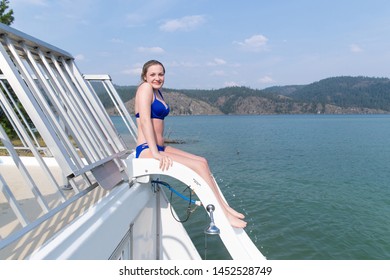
[199,156,207,164]
[198,157,209,170]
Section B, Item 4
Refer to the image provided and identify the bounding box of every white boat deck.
[1,156,203,260]
[0,156,108,259]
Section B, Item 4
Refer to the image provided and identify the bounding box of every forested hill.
[105,76,390,115]
[281,76,390,111]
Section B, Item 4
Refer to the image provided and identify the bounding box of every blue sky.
[9,0,390,89]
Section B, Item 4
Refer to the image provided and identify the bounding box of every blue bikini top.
[135,90,170,120]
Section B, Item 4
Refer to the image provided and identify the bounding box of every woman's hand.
[153,152,173,171]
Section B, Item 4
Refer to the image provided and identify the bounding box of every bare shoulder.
[137,82,153,93]
[136,83,153,99]
[136,83,154,107]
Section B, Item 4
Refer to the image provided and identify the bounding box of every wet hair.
[141,60,165,82]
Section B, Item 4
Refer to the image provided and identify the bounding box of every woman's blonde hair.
[140,60,165,83]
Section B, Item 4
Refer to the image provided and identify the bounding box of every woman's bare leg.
[138,147,246,227]
[163,146,247,228]
[165,146,245,217]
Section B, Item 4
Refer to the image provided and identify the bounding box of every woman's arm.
[136,83,160,158]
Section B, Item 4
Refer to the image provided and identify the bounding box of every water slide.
[127,155,266,260]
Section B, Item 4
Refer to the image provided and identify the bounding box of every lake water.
[115,114,390,260]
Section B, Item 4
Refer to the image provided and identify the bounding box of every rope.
[151,180,199,205]
[151,179,200,223]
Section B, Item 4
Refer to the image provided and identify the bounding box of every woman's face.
[144,64,165,90]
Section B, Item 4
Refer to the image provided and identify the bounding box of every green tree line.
[105,76,390,114]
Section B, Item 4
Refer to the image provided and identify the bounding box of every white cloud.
[213,58,227,65]
[224,81,240,87]
[350,44,363,53]
[207,58,227,66]
[169,61,201,68]
[210,70,226,76]
[122,67,142,76]
[159,15,206,32]
[235,34,269,52]
[125,0,177,27]
[137,47,165,54]
[74,54,85,61]
[259,75,275,84]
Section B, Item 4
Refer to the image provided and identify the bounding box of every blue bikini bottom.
[135,143,165,158]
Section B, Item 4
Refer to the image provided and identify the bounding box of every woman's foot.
[226,206,245,219]
[227,213,247,228]
[221,201,245,219]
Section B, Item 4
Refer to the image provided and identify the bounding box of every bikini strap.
[158,89,165,100]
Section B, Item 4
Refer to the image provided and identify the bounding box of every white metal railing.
[83,74,138,145]
[0,23,137,255]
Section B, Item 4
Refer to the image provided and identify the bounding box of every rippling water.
[116,115,390,260]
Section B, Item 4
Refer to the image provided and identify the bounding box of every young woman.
[134,60,246,228]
